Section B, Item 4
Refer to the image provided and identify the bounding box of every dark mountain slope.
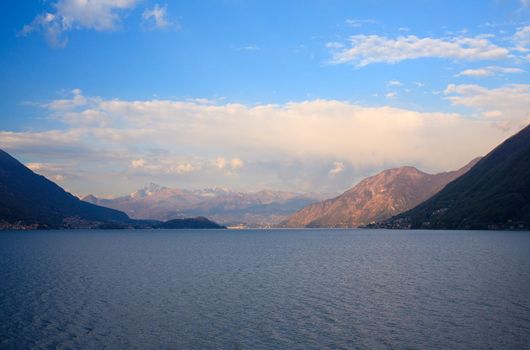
[381,125,530,230]
[0,149,130,228]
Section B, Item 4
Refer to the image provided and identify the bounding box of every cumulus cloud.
[214,157,227,170]
[445,84,530,128]
[47,88,90,112]
[26,162,77,182]
[131,158,146,168]
[214,157,244,175]
[230,158,244,170]
[142,4,173,29]
[128,157,199,175]
[173,163,196,174]
[455,66,524,77]
[387,80,403,87]
[513,25,530,51]
[327,34,509,67]
[2,89,527,195]
[20,0,139,47]
[329,161,345,176]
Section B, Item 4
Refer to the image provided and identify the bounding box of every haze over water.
[1,229,529,349]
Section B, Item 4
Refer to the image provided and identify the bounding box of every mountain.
[83,185,325,227]
[0,149,227,230]
[0,149,131,229]
[378,124,530,230]
[280,159,479,228]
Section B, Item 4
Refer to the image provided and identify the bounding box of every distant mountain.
[0,149,130,229]
[83,185,325,227]
[378,124,530,230]
[156,216,226,229]
[0,149,226,230]
[280,159,479,228]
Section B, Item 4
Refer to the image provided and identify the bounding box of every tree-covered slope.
[382,125,530,230]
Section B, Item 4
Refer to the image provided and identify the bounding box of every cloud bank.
[445,84,530,128]
[1,87,528,195]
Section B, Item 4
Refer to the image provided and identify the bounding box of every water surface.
[1,229,529,349]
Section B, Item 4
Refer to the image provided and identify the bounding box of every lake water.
[1,229,529,349]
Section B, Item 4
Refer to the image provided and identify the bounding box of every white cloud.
[142,4,172,29]
[26,162,74,182]
[52,174,66,182]
[327,34,509,67]
[387,80,403,87]
[230,158,244,170]
[238,44,260,51]
[131,158,146,168]
[445,84,530,128]
[514,25,530,50]
[21,0,138,47]
[172,162,196,174]
[345,19,377,28]
[215,157,244,174]
[329,161,345,176]
[2,90,527,194]
[385,92,397,99]
[326,42,343,50]
[47,88,88,110]
[215,157,227,170]
[455,66,524,77]
[129,157,199,175]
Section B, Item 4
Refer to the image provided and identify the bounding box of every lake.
[1,229,529,349]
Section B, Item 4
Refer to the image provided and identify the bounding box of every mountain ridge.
[83,185,328,227]
[280,159,479,228]
[0,149,225,230]
[376,124,530,230]
[0,149,131,229]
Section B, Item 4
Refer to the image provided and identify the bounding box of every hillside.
[379,124,530,230]
[0,149,130,229]
[156,216,226,229]
[280,159,478,228]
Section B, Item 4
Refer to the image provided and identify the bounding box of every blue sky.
[1,0,530,196]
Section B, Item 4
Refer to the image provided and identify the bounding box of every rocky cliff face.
[280,159,479,228]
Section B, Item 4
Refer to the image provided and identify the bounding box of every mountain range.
[0,149,224,230]
[280,159,479,228]
[2,123,529,231]
[83,185,326,227]
[376,123,530,230]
